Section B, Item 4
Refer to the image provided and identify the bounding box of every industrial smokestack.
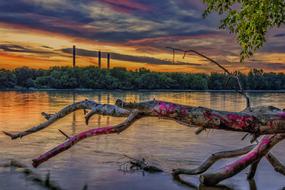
[107,53,111,69]
[73,45,76,68]
[98,51,102,69]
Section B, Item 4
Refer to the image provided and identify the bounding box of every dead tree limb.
[200,134,285,186]
[32,110,142,168]
[173,144,256,176]
[266,153,285,176]
[3,100,129,140]
[3,49,285,186]
[0,160,62,190]
[3,99,285,166]
[120,155,163,173]
[166,47,251,109]
[5,99,285,141]
[247,159,261,180]
[85,104,130,125]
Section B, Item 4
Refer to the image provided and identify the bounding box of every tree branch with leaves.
[203,0,285,61]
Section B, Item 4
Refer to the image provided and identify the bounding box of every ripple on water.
[0,91,285,190]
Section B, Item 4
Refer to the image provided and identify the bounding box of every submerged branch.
[3,100,129,140]
[247,159,261,180]
[200,134,285,186]
[166,47,251,109]
[32,110,142,168]
[120,155,163,173]
[266,153,285,176]
[173,144,256,176]
[2,97,285,186]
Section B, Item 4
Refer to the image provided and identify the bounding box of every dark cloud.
[248,62,285,71]
[99,0,152,13]
[0,0,284,72]
[0,44,51,54]
[62,48,201,66]
[0,0,221,43]
[274,33,285,37]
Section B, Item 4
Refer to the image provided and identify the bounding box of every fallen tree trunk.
[3,99,285,186]
[4,99,285,140]
[199,134,285,185]
[32,110,141,168]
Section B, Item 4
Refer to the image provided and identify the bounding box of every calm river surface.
[0,91,284,190]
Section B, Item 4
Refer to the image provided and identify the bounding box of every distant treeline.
[0,66,284,90]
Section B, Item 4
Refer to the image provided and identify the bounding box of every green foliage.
[0,69,16,88]
[0,67,284,90]
[14,67,36,87]
[203,0,285,61]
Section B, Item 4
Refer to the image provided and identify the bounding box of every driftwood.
[120,155,163,173]
[3,98,285,185]
[0,160,62,190]
[3,50,285,186]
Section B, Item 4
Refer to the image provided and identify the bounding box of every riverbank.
[1,88,285,93]
[1,91,285,190]
[1,66,285,91]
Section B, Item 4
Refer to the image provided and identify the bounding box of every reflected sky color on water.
[0,91,284,190]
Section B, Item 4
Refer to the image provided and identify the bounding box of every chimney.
[73,45,76,68]
[98,51,101,69]
[107,53,111,69]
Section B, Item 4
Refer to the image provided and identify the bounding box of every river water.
[0,91,284,190]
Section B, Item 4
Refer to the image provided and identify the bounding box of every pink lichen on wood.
[226,114,254,129]
[203,111,255,130]
[32,126,114,168]
[223,135,271,173]
[279,111,285,119]
[153,102,178,116]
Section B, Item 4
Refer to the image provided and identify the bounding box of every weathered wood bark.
[32,110,141,168]
[3,100,129,139]
[200,134,285,185]
[266,153,285,175]
[3,99,285,185]
[4,99,285,140]
[247,160,260,180]
[173,144,256,176]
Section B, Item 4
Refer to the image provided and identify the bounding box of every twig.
[166,47,251,109]
[266,153,285,175]
[32,110,142,168]
[173,144,256,176]
[58,129,70,139]
[247,160,260,179]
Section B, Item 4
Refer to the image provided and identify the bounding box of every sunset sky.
[0,0,285,73]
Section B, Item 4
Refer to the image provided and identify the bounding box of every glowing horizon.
[0,0,285,73]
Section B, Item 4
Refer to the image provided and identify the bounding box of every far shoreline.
[1,88,285,93]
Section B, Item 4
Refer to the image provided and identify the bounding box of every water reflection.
[0,91,284,190]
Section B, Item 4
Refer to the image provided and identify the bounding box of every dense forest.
[0,66,284,90]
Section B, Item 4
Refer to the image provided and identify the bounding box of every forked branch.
[3,100,129,140]
[166,47,251,109]
[266,153,285,176]
[32,110,142,168]
[200,134,285,185]
[173,144,256,176]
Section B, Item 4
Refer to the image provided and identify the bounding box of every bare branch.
[2,100,127,140]
[3,100,99,139]
[166,47,251,109]
[32,110,142,168]
[200,134,285,186]
[41,112,54,120]
[58,129,70,139]
[120,155,163,173]
[173,144,255,176]
[85,104,130,125]
[266,153,285,176]
[247,159,261,179]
